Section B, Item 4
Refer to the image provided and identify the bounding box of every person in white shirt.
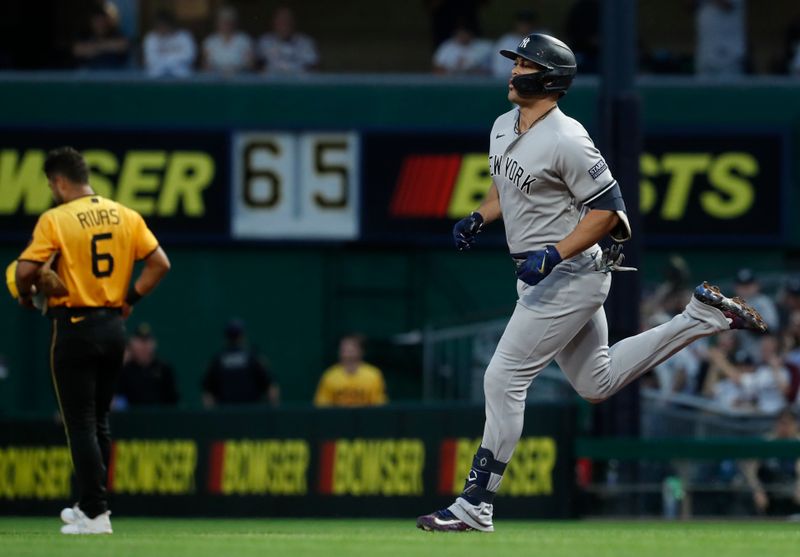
[492,10,541,78]
[787,19,800,76]
[702,334,749,410]
[142,11,197,78]
[734,268,780,361]
[743,335,791,414]
[433,23,492,75]
[695,0,746,76]
[202,6,254,75]
[257,6,319,75]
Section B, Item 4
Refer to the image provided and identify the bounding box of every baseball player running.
[417,33,767,532]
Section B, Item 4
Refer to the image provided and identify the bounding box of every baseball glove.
[37,254,67,297]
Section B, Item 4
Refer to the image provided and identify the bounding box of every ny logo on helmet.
[519,37,530,48]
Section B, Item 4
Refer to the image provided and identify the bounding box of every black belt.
[510,252,532,271]
[48,306,122,319]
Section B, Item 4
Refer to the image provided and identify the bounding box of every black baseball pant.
[49,308,125,519]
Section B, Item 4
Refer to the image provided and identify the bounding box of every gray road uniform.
[448,106,732,531]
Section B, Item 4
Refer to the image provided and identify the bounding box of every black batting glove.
[516,245,563,286]
[453,212,484,251]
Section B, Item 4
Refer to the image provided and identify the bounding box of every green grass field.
[1,518,799,557]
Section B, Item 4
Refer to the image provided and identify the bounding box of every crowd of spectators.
[4,0,800,77]
[71,3,318,77]
[641,262,800,416]
[109,321,386,410]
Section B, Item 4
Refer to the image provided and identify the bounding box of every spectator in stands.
[492,10,542,78]
[114,323,178,408]
[779,277,800,329]
[783,311,800,368]
[740,409,800,515]
[641,255,692,321]
[257,6,319,75]
[202,6,254,75]
[203,319,279,407]
[424,0,486,49]
[701,332,751,410]
[432,21,492,75]
[734,268,780,361]
[564,0,600,74]
[742,335,792,414]
[143,11,197,78]
[785,18,800,75]
[647,312,705,395]
[314,334,388,407]
[72,4,130,70]
[695,0,747,77]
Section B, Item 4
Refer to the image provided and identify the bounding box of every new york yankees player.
[417,33,767,533]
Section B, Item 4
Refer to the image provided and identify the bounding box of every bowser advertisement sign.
[0,129,229,243]
[0,405,575,518]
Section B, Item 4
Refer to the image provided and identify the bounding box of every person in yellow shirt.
[7,147,170,534]
[314,334,388,407]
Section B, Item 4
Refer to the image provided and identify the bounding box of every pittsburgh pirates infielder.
[417,33,767,532]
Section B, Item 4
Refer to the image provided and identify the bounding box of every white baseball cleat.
[60,505,80,524]
[60,509,113,535]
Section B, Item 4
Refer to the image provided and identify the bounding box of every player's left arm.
[555,210,619,260]
[557,131,633,257]
[517,134,631,285]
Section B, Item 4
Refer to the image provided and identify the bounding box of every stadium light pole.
[596,0,643,438]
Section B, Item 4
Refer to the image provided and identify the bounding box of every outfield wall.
[0,77,797,414]
[0,403,576,518]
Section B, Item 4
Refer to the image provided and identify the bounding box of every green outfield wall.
[0,77,797,415]
[0,403,576,518]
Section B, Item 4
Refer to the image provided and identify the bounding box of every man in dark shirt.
[114,323,178,408]
[202,319,279,407]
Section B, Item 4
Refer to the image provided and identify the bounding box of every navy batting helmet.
[500,33,577,97]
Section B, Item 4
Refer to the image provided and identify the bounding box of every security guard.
[10,147,170,534]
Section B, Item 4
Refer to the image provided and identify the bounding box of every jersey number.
[91,233,115,278]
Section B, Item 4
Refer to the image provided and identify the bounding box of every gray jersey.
[489,106,631,255]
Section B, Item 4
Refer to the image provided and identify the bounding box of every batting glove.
[592,244,638,274]
[453,212,484,251]
[516,245,563,286]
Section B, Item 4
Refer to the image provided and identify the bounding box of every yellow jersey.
[313,363,388,407]
[19,195,158,308]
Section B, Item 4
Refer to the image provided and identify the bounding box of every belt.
[510,252,531,271]
[509,246,601,271]
[47,306,122,319]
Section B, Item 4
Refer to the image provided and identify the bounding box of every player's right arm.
[453,184,501,251]
[475,183,502,224]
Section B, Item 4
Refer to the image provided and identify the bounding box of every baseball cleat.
[60,510,112,535]
[416,509,475,532]
[60,505,81,524]
[694,282,768,333]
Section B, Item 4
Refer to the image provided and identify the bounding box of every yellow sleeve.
[370,368,388,405]
[132,210,159,260]
[19,212,58,263]
[314,371,333,407]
